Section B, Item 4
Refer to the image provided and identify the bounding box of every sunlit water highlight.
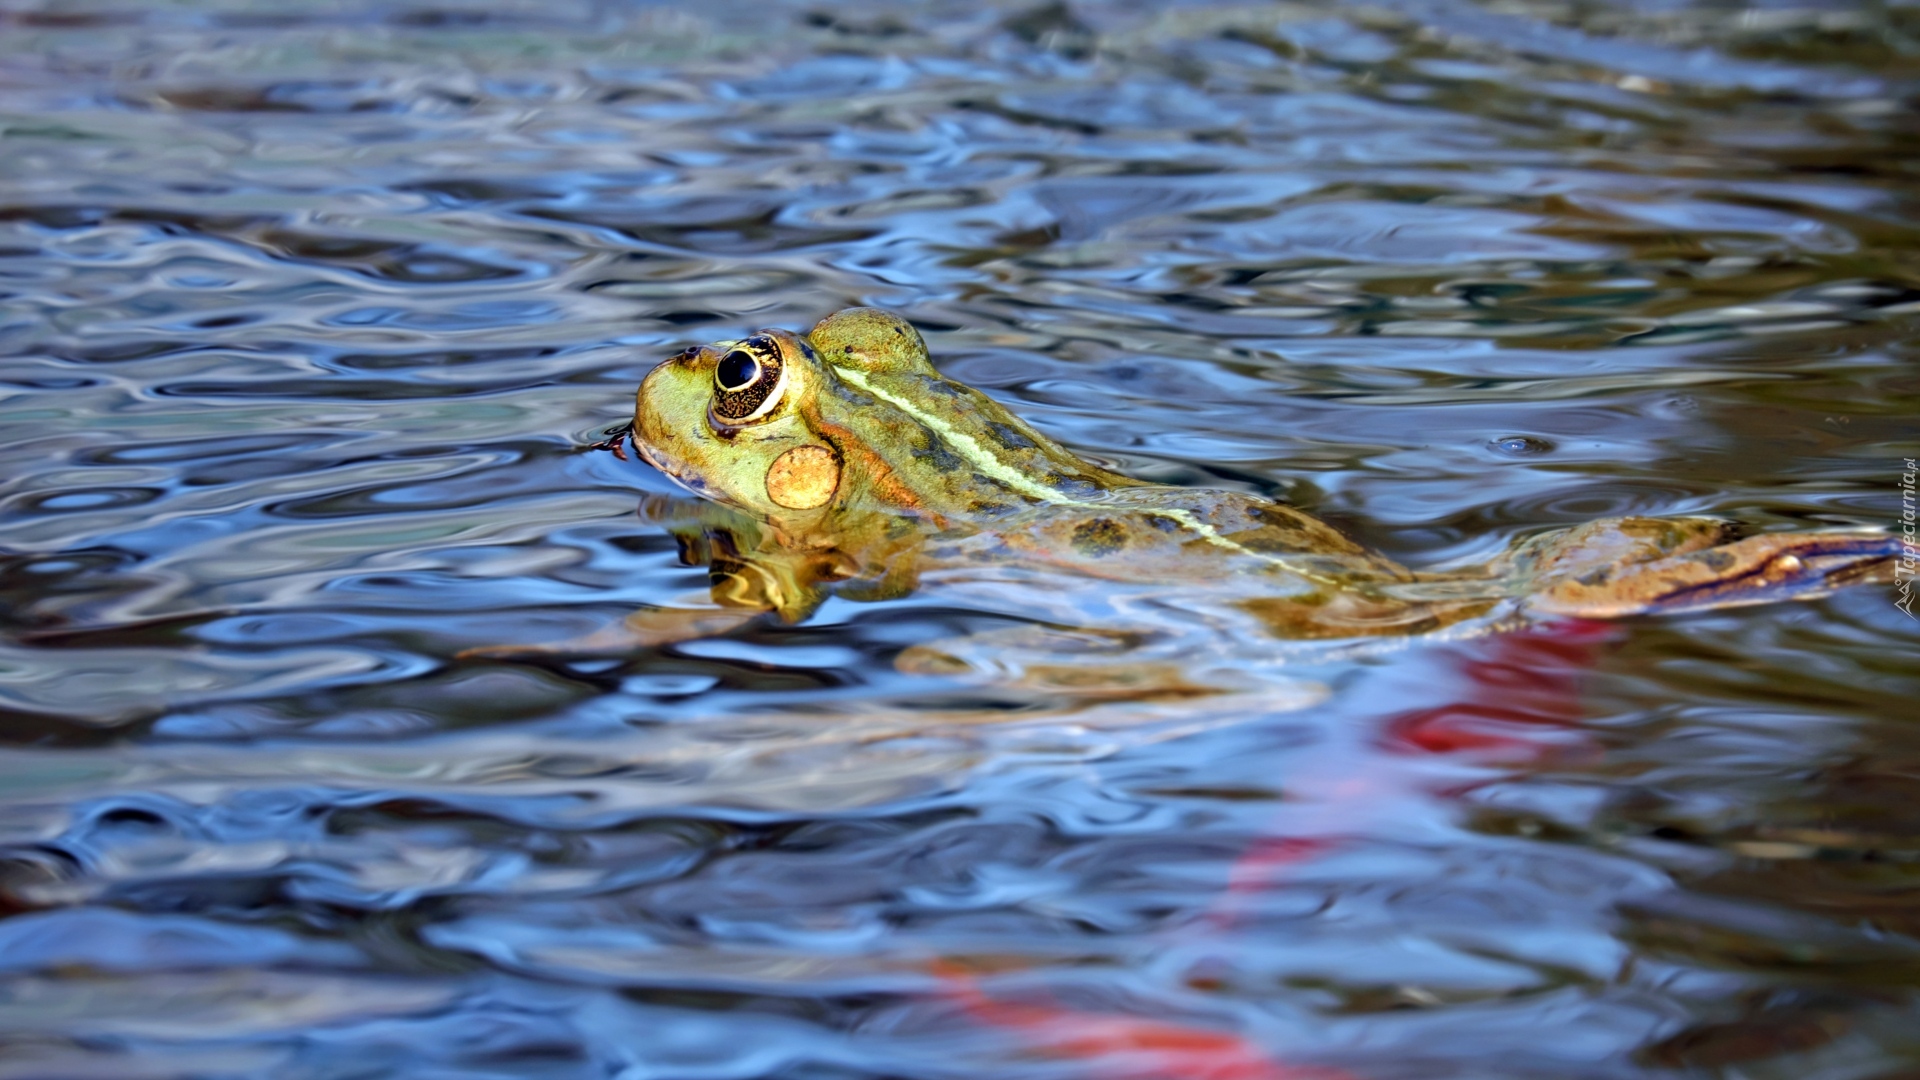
[1,0,1917,1076]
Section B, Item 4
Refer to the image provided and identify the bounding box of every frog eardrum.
[765,444,840,510]
[708,335,788,426]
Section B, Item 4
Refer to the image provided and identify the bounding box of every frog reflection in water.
[590,308,1893,693]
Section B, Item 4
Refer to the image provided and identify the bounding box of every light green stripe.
[836,367,1071,506]
[833,366,1341,587]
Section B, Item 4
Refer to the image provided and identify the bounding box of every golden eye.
[709,336,787,426]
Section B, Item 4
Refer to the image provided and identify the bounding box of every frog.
[578,307,1894,693]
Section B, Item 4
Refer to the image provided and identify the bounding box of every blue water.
[2,1,1918,1076]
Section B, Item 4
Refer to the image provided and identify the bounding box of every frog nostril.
[716,350,760,391]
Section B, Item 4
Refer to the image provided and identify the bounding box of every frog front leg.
[696,527,847,624]
[597,527,859,651]
[1509,517,1896,618]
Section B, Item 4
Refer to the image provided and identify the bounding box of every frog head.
[631,326,846,518]
[629,308,1135,528]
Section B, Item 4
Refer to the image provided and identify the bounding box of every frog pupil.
[717,351,760,391]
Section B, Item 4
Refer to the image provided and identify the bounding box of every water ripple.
[1,0,1917,1076]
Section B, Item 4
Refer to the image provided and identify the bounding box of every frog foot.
[1525,529,1897,618]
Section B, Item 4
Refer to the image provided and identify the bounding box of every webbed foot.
[1526,529,1896,618]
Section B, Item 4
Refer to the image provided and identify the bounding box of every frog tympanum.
[584,308,1892,691]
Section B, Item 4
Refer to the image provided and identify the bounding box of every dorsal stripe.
[830,366,1342,587]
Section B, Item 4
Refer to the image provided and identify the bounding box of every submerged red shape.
[932,962,1358,1080]
[927,619,1622,1080]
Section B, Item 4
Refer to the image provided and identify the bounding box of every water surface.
[2,1,1918,1077]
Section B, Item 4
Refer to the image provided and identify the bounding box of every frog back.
[943,487,1408,588]
[807,308,1147,524]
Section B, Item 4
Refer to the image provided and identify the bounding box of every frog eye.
[715,350,760,391]
[709,335,788,426]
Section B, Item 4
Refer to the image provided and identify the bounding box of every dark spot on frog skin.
[910,426,965,472]
[968,497,1016,517]
[1248,506,1310,530]
[1237,507,1318,553]
[1143,514,1181,533]
[1692,549,1735,571]
[916,375,963,397]
[1239,534,1308,554]
[1051,475,1103,498]
[1577,566,1613,587]
[1071,517,1128,558]
[987,421,1035,450]
[829,378,875,407]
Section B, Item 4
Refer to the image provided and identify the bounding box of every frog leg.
[701,529,845,624]
[1488,516,1733,582]
[1518,519,1896,618]
[896,623,1327,708]
[896,625,1212,698]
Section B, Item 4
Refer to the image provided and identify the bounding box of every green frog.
[584,308,1892,691]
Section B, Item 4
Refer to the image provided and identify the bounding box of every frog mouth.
[636,444,712,499]
[597,422,719,502]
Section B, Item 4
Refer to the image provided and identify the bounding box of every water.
[2,0,1917,1076]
